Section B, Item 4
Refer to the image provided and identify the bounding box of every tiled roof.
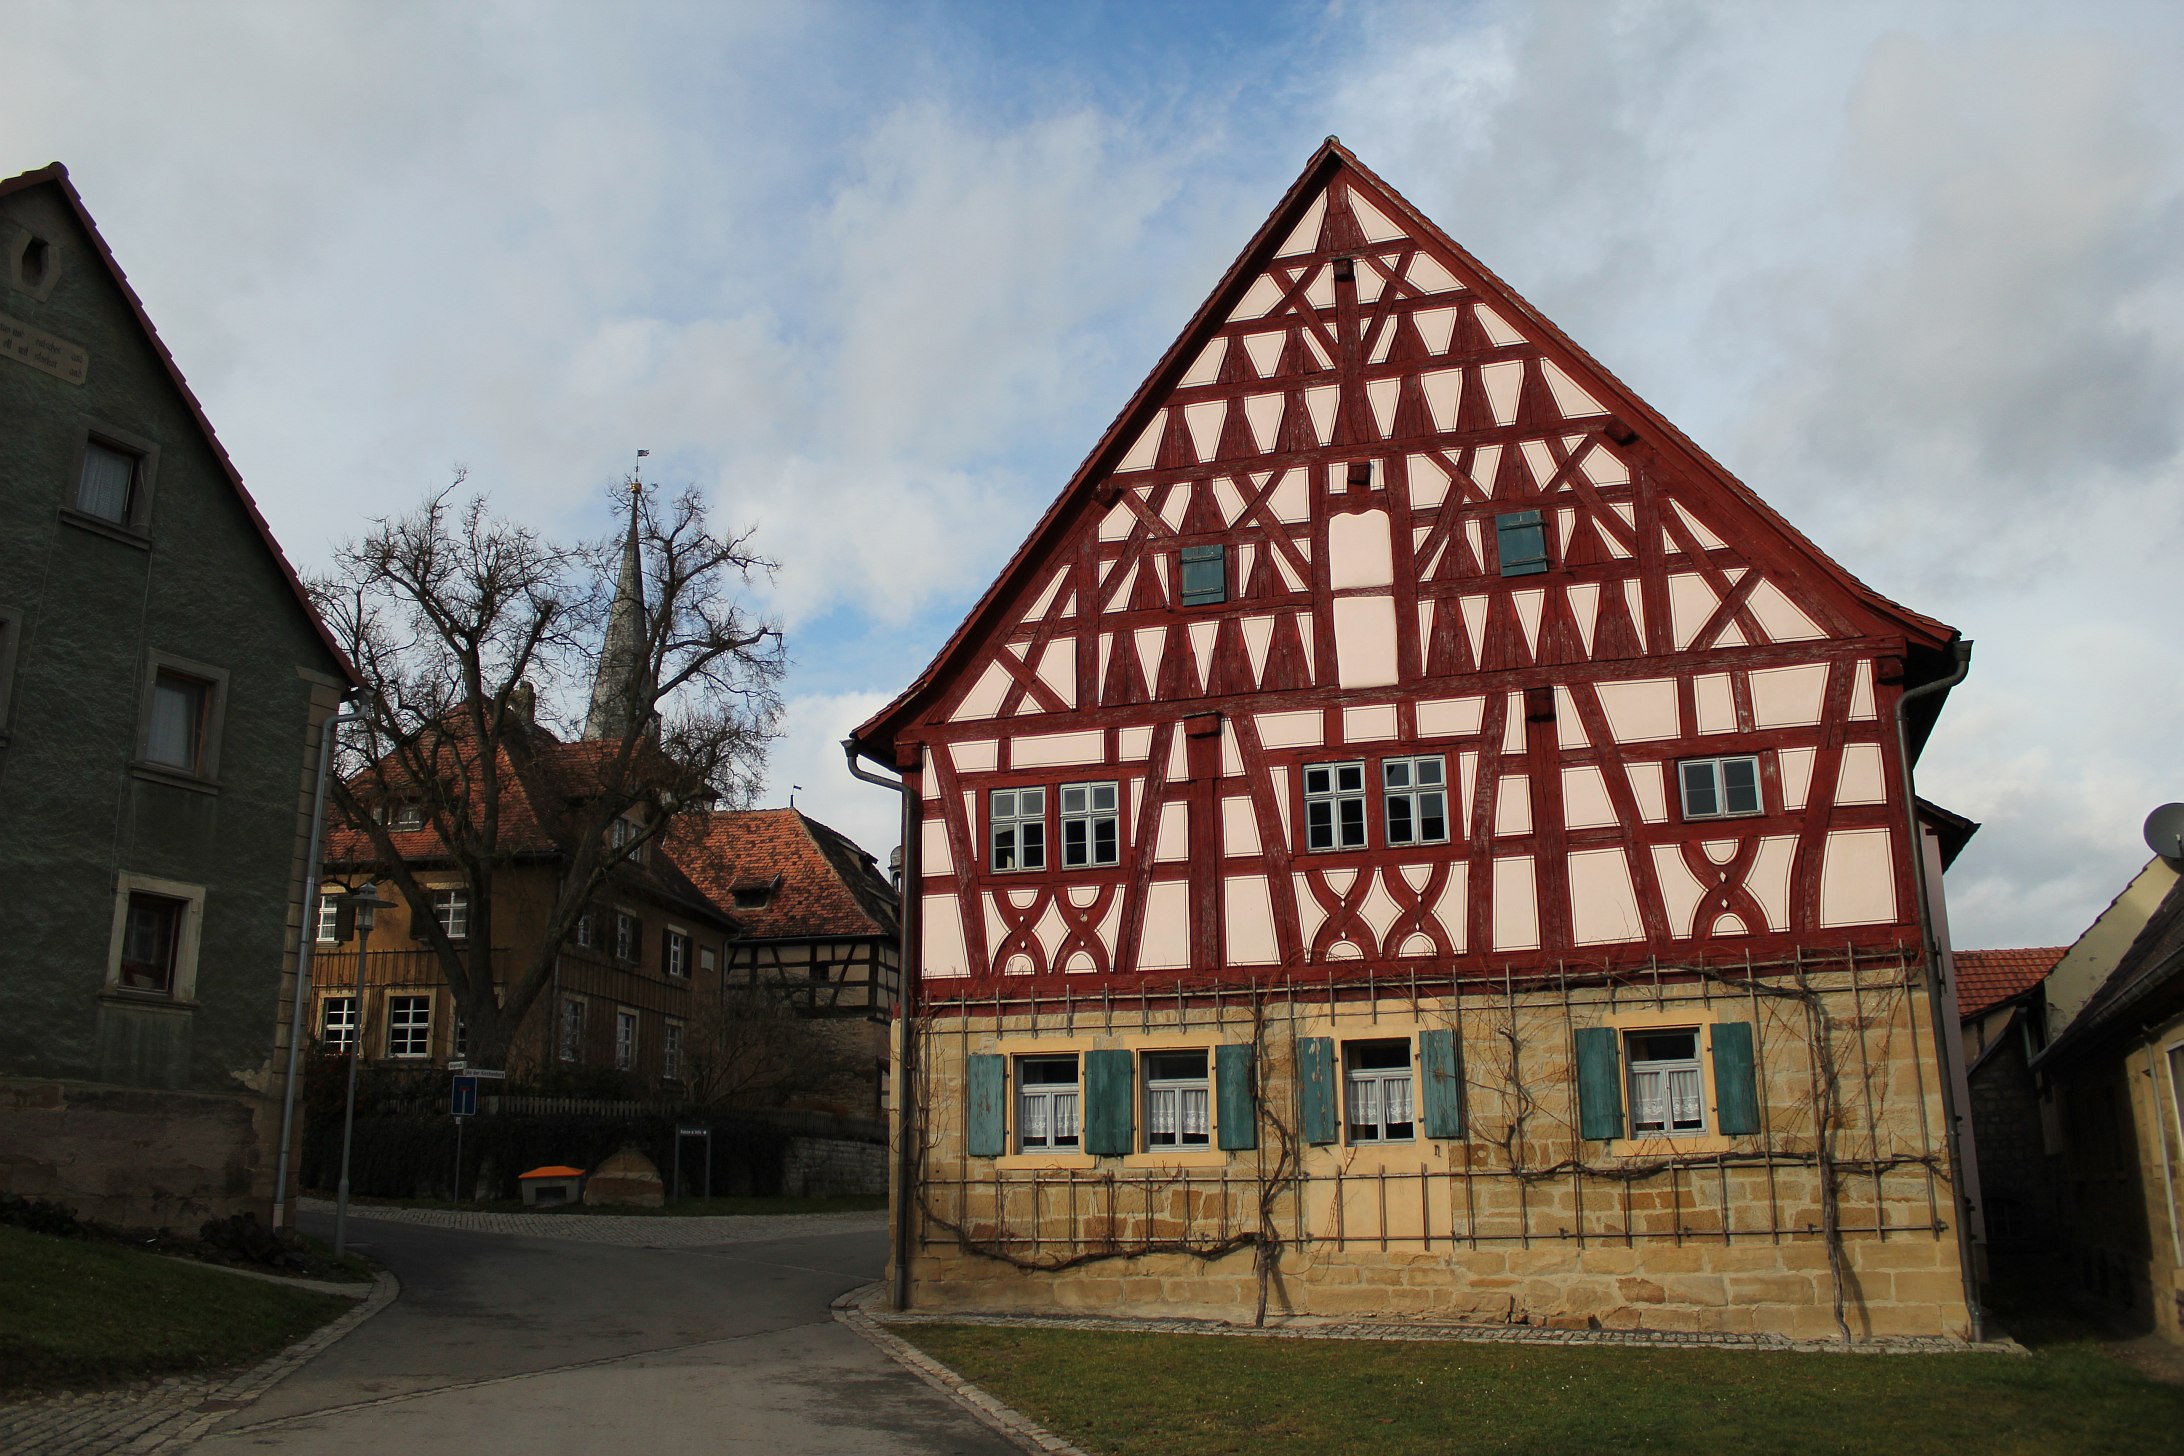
[2040,873,2184,1067]
[666,808,898,942]
[1954,947,2067,1020]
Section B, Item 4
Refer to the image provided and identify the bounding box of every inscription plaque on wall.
[0,314,89,384]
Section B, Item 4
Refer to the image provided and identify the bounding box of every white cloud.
[760,689,901,863]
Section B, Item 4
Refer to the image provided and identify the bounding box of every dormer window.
[610,815,646,862]
[731,875,780,909]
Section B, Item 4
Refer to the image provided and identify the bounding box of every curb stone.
[0,1269,399,1456]
[831,1284,1091,1456]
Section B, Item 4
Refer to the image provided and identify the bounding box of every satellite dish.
[2145,803,2184,860]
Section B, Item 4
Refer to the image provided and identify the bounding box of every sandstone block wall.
[901,964,1973,1341]
[0,1077,280,1229]
[785,1134,887,1197]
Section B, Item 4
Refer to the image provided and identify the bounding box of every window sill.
[98,990,196,1012]
[1608,1133,1737,1156]
[1122,1149,1229,1170]
[995,1152,1098,1172]
[129,762,220,796]
[59,507,152,550]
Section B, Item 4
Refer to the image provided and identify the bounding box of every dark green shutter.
[1083,1048,1135,1156]
[966,1054,1006,1157]
[1297,1037,1337,1145]
[1419,1028,1465,1139]
[1216,1043,1257,1150]
[1711,1021,1761,1135]
[1575,1027,1624,1140]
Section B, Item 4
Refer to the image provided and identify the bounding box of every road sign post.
[674,1123,712,1202]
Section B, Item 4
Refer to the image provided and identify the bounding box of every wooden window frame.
[431,887,470,942]
[1381,754,1450,847]
[1342,1038,1416,1144]
[320,994,357,1051]
[559,995,587,1062]
[614,1007,639,1072]
[1495,508,1549,577]
[1178,543,1227,607]
[1058,780,1121,869]
[662,1019,684,1083]
[1626,1027,1707,1136]
[1677,753,1764,821]
[1303,759,1369,852]
[61,421,161,544]
[386,994,433,1059]
[133,652,228,789]
[989,785,1048,873]
[1141,1048,1212,1151]
[1015,1052,1081,1152]
[102,873,205,1004]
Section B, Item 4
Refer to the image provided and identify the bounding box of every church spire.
[584,466,651,741]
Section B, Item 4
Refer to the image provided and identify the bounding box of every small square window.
[1678,755,1762,819]
[991,787,1047,872]
[1304,761,1368,851]
[1627,1029,1705,1134]
[118,892,184,995]
[387,995,432,1058]
[1382,756,1449,846]
[432,888,470,941]
[77,441,140,524]
[1496,510,1549,577]
[1344,1040,1414,1143]
[144,670,210,773]
[1017,1054,1080,1151]
[1142,1049,1211,1149]
[320,995,357,1051]
[1060,781,1120,868]
[1179,544,1226,606]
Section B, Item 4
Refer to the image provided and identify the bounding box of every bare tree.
[678,988,871,1112]
[313,476,784,1070]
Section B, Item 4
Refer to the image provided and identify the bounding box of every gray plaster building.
[0,163,354,1227]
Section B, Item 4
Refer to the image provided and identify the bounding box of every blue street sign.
[450,1074,478,1118]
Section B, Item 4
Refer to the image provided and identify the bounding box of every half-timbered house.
[850,140,1983,1340]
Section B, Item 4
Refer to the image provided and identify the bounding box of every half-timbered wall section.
[853,141,1973,1339]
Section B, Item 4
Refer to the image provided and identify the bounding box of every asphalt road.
[189,1213,1016,1455]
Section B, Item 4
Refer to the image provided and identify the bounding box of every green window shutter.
[1296,1037,1337,1145]
[1419,1028,1465,1139]
[1083,1048,1135,1156]
[1575,1027,1624,1140]
[1216,1043,1257,1150]
[966,1054,1006,1157]
[1711,1021,1761,1135]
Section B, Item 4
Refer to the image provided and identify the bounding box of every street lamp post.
[333,887,395,1258]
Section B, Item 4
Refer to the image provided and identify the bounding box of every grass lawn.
[0,1224,353,1396]
[342,1192,885,1217]
[901,1323,2184,1456]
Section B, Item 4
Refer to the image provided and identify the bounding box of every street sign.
[450,1075,478,1118]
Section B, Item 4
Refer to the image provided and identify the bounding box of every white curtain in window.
[1668,1068,1704,1128]
[1180,1086,1210,1139]
[1348,1076,1380,1129]
[1381,1074,1412,1128]
[146,677,199,768]
[1021,1090,1050,1145]
[1052,1090,1078,1140]
[1631,1067,1666,1129]
[78,443,133,521]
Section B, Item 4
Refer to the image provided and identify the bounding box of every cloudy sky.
[7,0,2179,950]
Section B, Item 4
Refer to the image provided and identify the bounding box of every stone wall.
[901,962,1974,1341]
[784,1134,887,1197]
[0,1077,281,1229]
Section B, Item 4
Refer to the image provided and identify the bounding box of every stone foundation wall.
[901,965,1973,1341]
[784,1134,887,1197]
[0,1077,280,1229]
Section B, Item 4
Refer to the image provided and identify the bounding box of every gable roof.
[1953,946,2067,1020]
[0,162,358,685]
[665,807,899,941]
[851,137,1956,761]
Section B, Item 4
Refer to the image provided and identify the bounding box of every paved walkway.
[293,1195,885,1247]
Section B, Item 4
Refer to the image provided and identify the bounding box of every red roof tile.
[1954,947,2067,1020]
[665,808,897,942]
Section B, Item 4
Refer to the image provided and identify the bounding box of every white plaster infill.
[0,1269,398,1456]
[848,1283,2028,1359]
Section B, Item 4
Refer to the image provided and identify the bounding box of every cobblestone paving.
[0,1272,395,1456]
[296,1197,887,1247]
[858,1285,2025,1357]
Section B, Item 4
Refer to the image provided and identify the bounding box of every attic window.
[18,235,49,290]
[1333,256,1356,284]
[731,876,780,909]
[1178,544,1226,607]
[1496,510,1549,577]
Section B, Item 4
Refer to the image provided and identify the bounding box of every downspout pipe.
[844,737,917,1312]
[1892,637,1980,1341]
[271,699,362,1230]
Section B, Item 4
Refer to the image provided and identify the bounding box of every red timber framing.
[852,138,1964,1000]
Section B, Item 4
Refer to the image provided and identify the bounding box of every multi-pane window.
[1344,1040,1415,1143]
[1304,761,1368,851]
[1382,756,1449,846]
[614,910,641,963]
[663,929,690,979]
[387,995,432,1058]
[317,894,342,944]
[76,441,139,523]
[559,996,586,1061]
[1142,1050,1211,1149]
[991,787,1046,872]
[1678,755,1762,820]
[615,1009,638,1071]
[1627,1030,1706,1134]
[1179,543,1226,606]
[453,1017,467,1059]
[610,815,646,861]
[1060,781,1120,869]
[663,1021,684,1082]
[1496,509,1549,577]
[117,892,184,994]
[573,909,597,950]
[320,995,357,1051]
[1016,1054,1080,1151]
[144,671,210,773]
[432,888,470,941]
